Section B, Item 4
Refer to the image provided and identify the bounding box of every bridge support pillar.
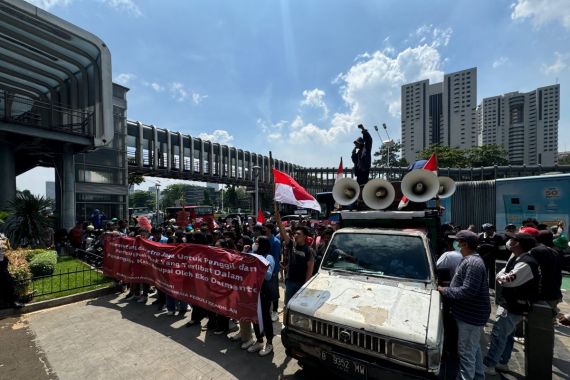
[0,142,16,210]
[61,147,76,230]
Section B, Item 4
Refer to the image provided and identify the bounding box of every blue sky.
[17,0,570,194]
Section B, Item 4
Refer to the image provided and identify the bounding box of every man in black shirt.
[351,124,373,186]
[275,211,315,305]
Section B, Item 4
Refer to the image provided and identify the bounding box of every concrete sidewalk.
[2,290,570,379]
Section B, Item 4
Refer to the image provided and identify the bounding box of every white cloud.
[150,82,164,92]
[414,24,453,47]
[541,52,568,75]
[198,130,234,145]
[492,57,509,68]
[511,0,570,29]
[260,26,448,165]
[102,0,142,17]
[192,92,208,105]
[300,88,329,119]
[169,82,189,102]
[25,0,72,9]
[113,73,135,85]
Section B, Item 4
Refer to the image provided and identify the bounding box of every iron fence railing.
[0,91,93,136]
[14,262,111,302]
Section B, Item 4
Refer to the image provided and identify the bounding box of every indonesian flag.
[272,169,322,212]
[336,157,344,183]
[398,153,438,210]
[257,209,265,224]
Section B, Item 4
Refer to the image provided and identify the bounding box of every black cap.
[449,230,478,245]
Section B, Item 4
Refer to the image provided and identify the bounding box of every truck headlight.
[289,313,312,331]
[390,342,426,366]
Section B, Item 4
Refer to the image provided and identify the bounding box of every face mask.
[252,243,259,253]
[453,241,461,251]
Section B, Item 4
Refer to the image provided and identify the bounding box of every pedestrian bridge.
[126,119,570,193]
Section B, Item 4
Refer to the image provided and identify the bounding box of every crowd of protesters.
[71,210,337,358]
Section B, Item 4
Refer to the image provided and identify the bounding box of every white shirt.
[436,250,463,279]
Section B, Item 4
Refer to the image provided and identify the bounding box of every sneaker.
[485,366,497,376]
[247,341,264,353]
[496,363,509,372]
[258,344,273,356]
[271,311,279,322]
[228,332,241,341]
[136,295,148,303]
[241,339,256,350]
[166,310,175,316]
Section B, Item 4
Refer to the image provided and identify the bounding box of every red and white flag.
[398,153,438,210]
[257,209,265,224]
[336,157,344,183]
[272,169,322,212]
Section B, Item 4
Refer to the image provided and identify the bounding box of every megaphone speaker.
[401,169,440,202]
[362,179,396,210]
[437,176,456,199]
[332,177,361,205]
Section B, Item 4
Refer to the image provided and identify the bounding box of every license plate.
[321,351,367,379]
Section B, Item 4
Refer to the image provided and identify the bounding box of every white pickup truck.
[281,211,444,379]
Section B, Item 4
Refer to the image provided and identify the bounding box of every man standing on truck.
[438,230,490,380]
[351,124,373,186]
[275,211,315,305]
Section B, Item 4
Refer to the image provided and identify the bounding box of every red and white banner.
[103,235,268,322]
[272,168,321,212]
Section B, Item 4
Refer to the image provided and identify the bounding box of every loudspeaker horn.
[437,176,456,199]
[401,169,440,202]
[332,177,361,206]
[362,179,396,210]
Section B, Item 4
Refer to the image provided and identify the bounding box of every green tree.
[224,185,239,210]
[128,173,145,187]
[160,184,192,208]
[129,191,155,209]
[373,141,408,168]
[418,144,468,168]
[466,144,509,167]
[558,154,570,165]
[1,191,53,247]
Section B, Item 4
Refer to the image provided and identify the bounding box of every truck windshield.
[321,233,431,281]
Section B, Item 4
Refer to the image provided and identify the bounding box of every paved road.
[2,291,570,380]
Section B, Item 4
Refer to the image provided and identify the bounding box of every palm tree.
[1,191,53,247]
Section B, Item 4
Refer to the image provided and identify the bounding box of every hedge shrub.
[29,251,58,277]
[24,249,54,263]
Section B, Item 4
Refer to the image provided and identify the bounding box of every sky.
[17,0,570,195]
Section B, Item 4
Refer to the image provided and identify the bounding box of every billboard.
[496,174,570,231]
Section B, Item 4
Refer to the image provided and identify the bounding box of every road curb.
[0,285,120,320]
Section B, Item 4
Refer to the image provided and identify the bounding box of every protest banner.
[103,235,268,322]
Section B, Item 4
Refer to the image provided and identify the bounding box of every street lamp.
[252,165,261,218]
[382,123,392,167]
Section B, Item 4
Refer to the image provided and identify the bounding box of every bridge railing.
[294,165,570,193]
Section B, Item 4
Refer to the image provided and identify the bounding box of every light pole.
[253,165,260,217]
[382,123,392,167]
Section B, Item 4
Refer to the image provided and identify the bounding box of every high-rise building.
[401,68,477,163]
[45,181,56,200]
[478,84,560,165]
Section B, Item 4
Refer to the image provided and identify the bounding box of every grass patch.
[31,256,113,302]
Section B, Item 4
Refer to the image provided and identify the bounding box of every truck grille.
[311,319,386,355]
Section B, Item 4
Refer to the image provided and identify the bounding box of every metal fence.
[15,262,111,302]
